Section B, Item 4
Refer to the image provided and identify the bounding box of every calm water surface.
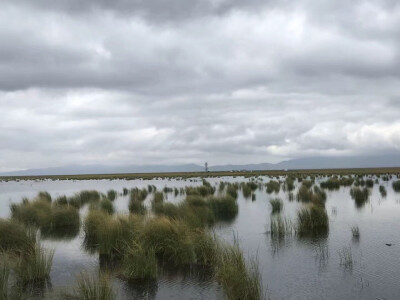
[1,175,400,299]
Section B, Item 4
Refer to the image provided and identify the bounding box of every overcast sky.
[1,0,400,171]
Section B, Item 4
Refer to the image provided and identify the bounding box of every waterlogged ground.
[1,175,400,299]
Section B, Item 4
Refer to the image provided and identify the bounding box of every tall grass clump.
[392,180,400,192]
[365,179,374,188]
[242,185,252,198]
[208,196,238,221]
[0,219,35,253]
[78,190,101,205]
[379,185,387,197]
[266,180,280,194]
[107,190,117,201]
[270,198,283,213]
[215,242,263,300]
[130,188,148,202]
[0,253,10,300]
[15,243,54,287]
[140,217,196,266]
[285,177,295,191]
[269,216,294,238]
[350,187,369,208]
[37,191,52,203]
[320,178,340,190]
[296,185,313,202]
[70,272,115,300]
[226,184,238,199]
[41,205,80,239]
[129,199,147,215]
[99,199,115,215]
[120,241,157,281]
[297,205,329,236]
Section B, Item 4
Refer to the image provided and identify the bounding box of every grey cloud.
[0,0,400,171]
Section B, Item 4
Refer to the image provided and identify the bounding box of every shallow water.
[1,175,400,299]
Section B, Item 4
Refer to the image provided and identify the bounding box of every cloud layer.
[1,0,400,171]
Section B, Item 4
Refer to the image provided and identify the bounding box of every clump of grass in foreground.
[15,243,54,287]
[68,272,115,300]
[0,219,35,253]
[297,205,329,236]
[270,198,283,213]
[216,242,263,300]
[0,253,10,300]
[83,210,138,256]
[120,241,157,281]
[351,226,360,238]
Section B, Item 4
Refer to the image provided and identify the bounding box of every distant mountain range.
[2,154,400,176]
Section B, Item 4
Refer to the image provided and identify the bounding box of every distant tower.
[205,162,208,172]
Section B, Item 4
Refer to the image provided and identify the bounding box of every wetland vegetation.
[0,169,400,299]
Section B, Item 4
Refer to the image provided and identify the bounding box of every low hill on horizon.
[2,154,400,176]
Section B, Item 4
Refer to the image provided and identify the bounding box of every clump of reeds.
[130,188,148,202]
[120,241,157,281]
[266,180,280,194]
[215,242,263,300]
[297,205,329,236]
[0,219,35,253]
[270,198,283,213]
[185,184,215,197]
[37,191,52,202]
[226,184,238,199]
[242,185,252,198]
[0,253,10,299]
[296,185,313,202]
[365,179,374,188]
[54,195,68,206]
[320,178,340,190]
[140,217,196,266]
[129,199,147,215]
[123,188,128,196]
[69,272,115,300]
[285,177,295,191]
[107,190,117,201]
[269,216,295,238]
[379,185,387,197]
[392,180,400,192]
[15,243,54,287]
[208,196,238,221]
[351,226,360,238]
[99,198,115,215]
[350,187,369,208]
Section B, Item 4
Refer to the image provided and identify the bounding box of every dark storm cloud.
[0,0,400,171]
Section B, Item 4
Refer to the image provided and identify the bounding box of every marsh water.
[1,175,400,299]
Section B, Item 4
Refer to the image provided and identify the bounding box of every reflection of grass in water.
[338,247,353,269]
